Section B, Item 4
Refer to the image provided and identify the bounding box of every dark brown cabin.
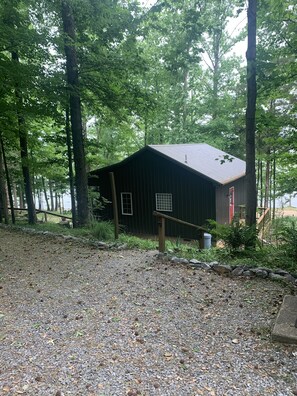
[89,144,246,239]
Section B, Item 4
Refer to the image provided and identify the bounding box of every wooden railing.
[257,207,270,238]
[6,207,72,222]
[153,211,209,253]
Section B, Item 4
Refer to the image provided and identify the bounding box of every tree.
[61,0,89,226]
[245,0,257,227]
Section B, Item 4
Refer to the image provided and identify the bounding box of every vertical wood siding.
[90,150,245,239]
[215,177,246,224]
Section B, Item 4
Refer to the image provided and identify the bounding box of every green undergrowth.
[8,219,297,273]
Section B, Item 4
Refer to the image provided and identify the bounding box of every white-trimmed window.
[121,192,133,215]
[155,193,172,212]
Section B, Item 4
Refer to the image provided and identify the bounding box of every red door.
[229,187,235,223]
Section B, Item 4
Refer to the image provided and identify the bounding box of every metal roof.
[148,143,246,185]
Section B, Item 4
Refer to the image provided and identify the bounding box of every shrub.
[90,220,114,241]
[276,220,297,263]
[208,219,258,251]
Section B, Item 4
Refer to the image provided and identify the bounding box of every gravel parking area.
[0,227,297,396]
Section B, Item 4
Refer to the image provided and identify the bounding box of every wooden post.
[109,172,119,239]
[198,229,204,249]
[158,215,165,253]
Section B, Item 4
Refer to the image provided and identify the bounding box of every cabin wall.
[90,150,217,239]
[215,177,246,224]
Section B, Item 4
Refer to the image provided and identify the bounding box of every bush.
[90,220,114,241]
[276,220,297,263]
[208,219,258,252]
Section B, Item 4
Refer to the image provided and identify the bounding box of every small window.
[121,192,133,215]
[156,193,172,212]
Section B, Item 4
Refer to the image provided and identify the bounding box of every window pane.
[121,192,133,215]
[156,193,172,212]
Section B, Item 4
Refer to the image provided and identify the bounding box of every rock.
[273,268,289,276]
[232,266,246,276]
[253,269,269,278]
[269,273,285,281]
[180,258,189,264]
[284,274,297,284]
[189,259,200,265]
[242,270,254,277]
[171,256,180,263]
[212,263,232,276]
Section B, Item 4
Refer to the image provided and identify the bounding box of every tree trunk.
[18,184,24,208]
[12,51,36,224]
[42,177,50,211]
[65,107,77,226]
[61,0,89,226]
[49,180,54,211]
[264,157,270,209]
[1,136,15,223]
[245,0,257,227]
[0,139,9,224]
[272,152,276,219]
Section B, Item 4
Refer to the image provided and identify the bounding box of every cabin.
[88,144,246,239]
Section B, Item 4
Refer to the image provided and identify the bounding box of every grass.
[7,217,297,273]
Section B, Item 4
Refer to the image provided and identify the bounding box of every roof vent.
[185,154,188,164]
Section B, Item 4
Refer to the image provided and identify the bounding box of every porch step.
[272,295,297,344]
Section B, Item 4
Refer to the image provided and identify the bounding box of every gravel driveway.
[0,227,296,396]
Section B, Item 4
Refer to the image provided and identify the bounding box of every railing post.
[158,215,165,253]
[198,229,204,249]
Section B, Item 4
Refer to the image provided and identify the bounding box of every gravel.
[0,227,297,396]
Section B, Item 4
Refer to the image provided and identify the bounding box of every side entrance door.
[229,186,235,223]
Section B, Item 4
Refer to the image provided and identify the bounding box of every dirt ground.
[275,207,297,218]
[0,226,297,396]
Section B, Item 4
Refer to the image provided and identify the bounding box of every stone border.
[157,253,297,287]
[0,224,128,251]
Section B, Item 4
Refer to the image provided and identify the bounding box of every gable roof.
[148,144,246,185]
[90,143,246,186]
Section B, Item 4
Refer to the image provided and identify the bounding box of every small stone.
[232,338,239,344]
[212,264,232,275]
[35,375,42,382]
[269,273,285,281]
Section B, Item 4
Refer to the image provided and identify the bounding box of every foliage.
[274,219,297,264]
[207,219,258,251]
[118,234,157,250]
[89,220,114,241]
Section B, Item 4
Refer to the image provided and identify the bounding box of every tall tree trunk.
[61,0,89,226]
[48,180,54,211]
[264,157,270,209]
[18,184,24,208]
[12,51,36,224]
[0,140,9,224]
[65,107,77,226]
[245,0,257,227]
[13,184,18,208]
[41,177,50,211]
[272,152,276,220]
[1,136,15,223]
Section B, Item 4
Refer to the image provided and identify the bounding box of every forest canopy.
[0,0,296,225]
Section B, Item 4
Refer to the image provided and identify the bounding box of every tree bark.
[61,0,89,226]
[245,0,257,227]
[0,139,9,224]
[1,136,15,223]
[12,51,36,224]
[65,107,77,226]
[42,177,50,211]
